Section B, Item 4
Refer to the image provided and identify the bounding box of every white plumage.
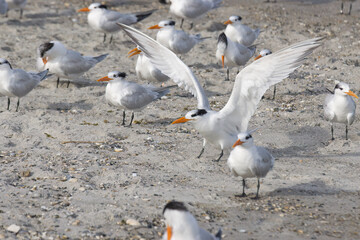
[224,16,260,47]
[118,23,322,161]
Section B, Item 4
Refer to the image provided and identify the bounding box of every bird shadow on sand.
[268,179,340,197]
[47,100,93,111]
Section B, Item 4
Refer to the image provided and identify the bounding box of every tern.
[118,23,322,161]
[164,0,222,29]
[216,32,256,81]
[78,3,155,44]
[162,201,222,240]
[97,71,175,126]
[5,0,26,18]
[0,0,8,15]
[228,131,274,199]
[128,47,170,83]
[0,58,49,111]
[148,20,209,55]
[37,41,108,88]
[324,81,358,140]
[224,16,260,47]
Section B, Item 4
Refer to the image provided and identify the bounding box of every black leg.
[129,112,134,126]
[189,22,194,30]
[56,77,60,88]
[7,98,10,110]
[346,125,348,140]
[16,98,20,112]
[252,178,260,199]
[214,150,223,162]
[109,35,113,44]
[340,2,344,14]
[241,179,247,197]
[197,147,205,158]
[66,80,70,88]
[20,9,23,19]
[5,10,8,18]
[225,67,230,81]
[180,18,184,29]
[349,3,352,15]
[272,85,276,100]
[122,110,126,126]
[331,124,334,140]
[103,33,106,43]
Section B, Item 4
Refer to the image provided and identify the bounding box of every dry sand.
[0,0,360,239]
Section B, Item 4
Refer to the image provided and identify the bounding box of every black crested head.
[159,0,168,4]
[334,83,343,91]
[237,16,242,21]
[39,42,54,57]
[118,72,126,78]
[98,4,107,9]
[168,20,175,26]
[191,109,207,118]
[217,33,227,46]
[0,59,12,69]
[163,201,188,214]
[6,60,12,69]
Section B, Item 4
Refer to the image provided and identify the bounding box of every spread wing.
[218,37,324,132]
[117,23,210,110]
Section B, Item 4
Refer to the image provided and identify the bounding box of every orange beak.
[221,55,225,68]
[232,139,244,148]
[97,76,113,82]
[167,226,172,240]
[77,7,90,12]
[346,90,359,99]
[148,24,162,29]
[42,57,48,65]
[127,47,142,58]
[224,20,233,25]
[171,116,191,124]
[254,55,262,61]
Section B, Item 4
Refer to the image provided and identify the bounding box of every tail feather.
[193,34,211,42]
[154,85,177,99]
[94,53,108,63]
[135,9,156,23]
[215,228,222,240]
[254,28,261,38]
[38,69,50,81]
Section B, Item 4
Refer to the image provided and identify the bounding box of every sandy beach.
[0,0,360,239]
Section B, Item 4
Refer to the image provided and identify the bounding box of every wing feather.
[219,37,324,132]
[117,23,210,110]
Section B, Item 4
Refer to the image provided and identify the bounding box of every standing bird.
[118,23,322,161]
[0,0,8,15]
[162,201,222,240]
[340,0,355,15]
[77,3,155,44]
[5,0,26,18]
[324,81,358,140]
[0,58,49,111]
[254,49,277,99]
[216,32,256,81]
[163,0,222,29]
[128,47,170,83]
[37,41,108,88]
[224,16,260,47]
[97,71,175,126]
[148,20,209,55]
[228,131,274,199]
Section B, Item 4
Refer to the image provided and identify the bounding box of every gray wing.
[120,84,159,110]
[60,50,99,77]
[8,69,44,97]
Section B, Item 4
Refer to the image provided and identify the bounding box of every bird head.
[224,15,242,25]
[149,20,175,30]
[0,58,12,70]
[254,49,272,60]
[171,109,208,124]
[217,33,228,68]
[127,46,142,58]
[97,71,127,82]
[334,82,358,99]
[233,131,255,148]
[38,41,66,64]
[77,3,107,12]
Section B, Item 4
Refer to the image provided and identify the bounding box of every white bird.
[0,58,49,111]
[37,41,108,88]
[0,0,8,15]
[148,20,209,55]
[5,0,26,18]
[162,201,222,240]
[77,3,155,43]
[324,81,358,140]
[164,0,222,29]
[227,131,274,199]
[128,47,170,83]
[118,23,322,161]
[224,16,260,47]
[216,32,256,81]
[97,71,175,126]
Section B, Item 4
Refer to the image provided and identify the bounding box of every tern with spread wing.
[97,71,175,126]
[228,131,274,199]
[324,81,358,140]
[0,58,49,111]
[78,3,155,43]
[117,23,322,161]
[37,41,108,88]
[162,201,222,240]
[224,16,260,47]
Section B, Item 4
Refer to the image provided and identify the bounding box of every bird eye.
[245,136,249,140]
[340,88,343,90]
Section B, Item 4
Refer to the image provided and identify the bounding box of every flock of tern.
[0,0,358,239]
